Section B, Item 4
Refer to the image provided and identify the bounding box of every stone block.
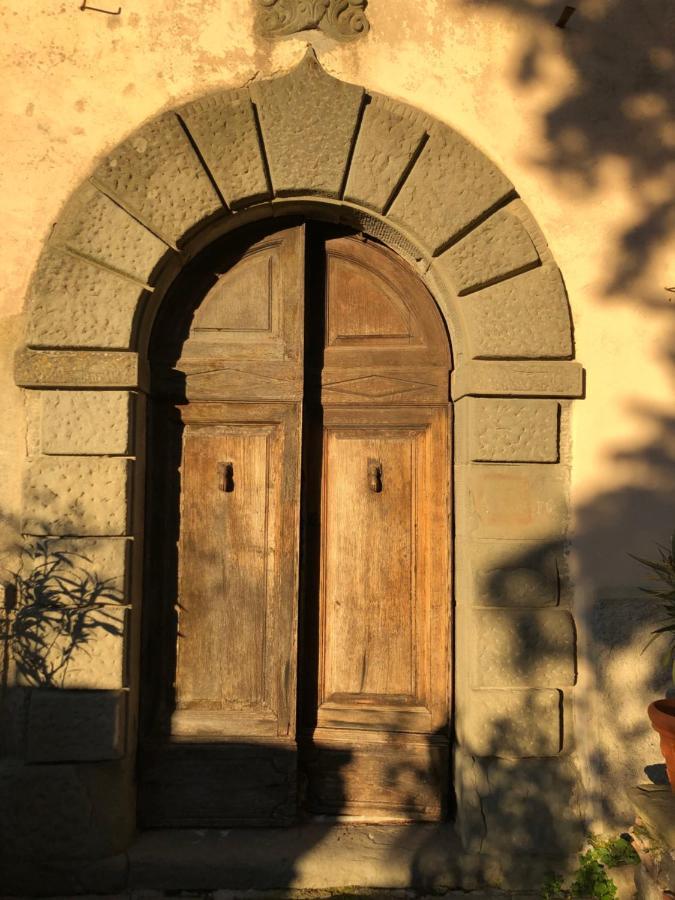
[457,397,559,462]
[179,89,271,209]
[93,113,222,245]
[472,608,576,687]
[27,249,144,349]
[41,391,132,455]
[344,93,428,212]
[0,759,133,863]
[461,265,573,359]
[27,689,126,761]
[460,688,562,757]
[456,463,569,541]
[36,536,131,599]
[451,359,585,400]
[459,752,584,855]
[16,349,140,392]
[251,51,363,198]
[388,124,514,255]
[458,538,564,607]
[53,183,167,282]
[15,349,142,390]
[14,604,127,690]
[436,207,540,295]
[23,456,131,535]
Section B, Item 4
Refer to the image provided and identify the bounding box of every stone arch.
[14,49,584,864]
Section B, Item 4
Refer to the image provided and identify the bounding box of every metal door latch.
[367,459,383,493]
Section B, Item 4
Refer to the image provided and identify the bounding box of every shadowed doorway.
[138,219,452,826]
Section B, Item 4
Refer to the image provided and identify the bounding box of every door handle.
[218,461,235,493]
[367,458,383,493]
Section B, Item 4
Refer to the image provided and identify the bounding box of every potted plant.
[634,532,675,788]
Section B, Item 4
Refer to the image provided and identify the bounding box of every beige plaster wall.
[1,0,674,829]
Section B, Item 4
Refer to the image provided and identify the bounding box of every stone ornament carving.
[257,0,369,41]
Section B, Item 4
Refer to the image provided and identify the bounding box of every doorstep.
[1,822,575,894]
[124,823,572,893]
[128,823,467,892]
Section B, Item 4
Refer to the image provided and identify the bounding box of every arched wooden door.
[139,221,451,826]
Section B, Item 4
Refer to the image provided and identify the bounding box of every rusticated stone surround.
[6,49,584,891]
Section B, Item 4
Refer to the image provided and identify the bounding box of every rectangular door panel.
[174,424,279,732]
[322,428,417,702]
[140,401,302,827]
[305,406,449,820]
[141,742,297,827]
[302,735,448,821]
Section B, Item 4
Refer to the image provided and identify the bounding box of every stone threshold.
[123,824,560,894]
[2,823,571,895]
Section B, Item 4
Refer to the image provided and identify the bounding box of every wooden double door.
[139,222,451,826]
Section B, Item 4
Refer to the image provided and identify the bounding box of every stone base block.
[0,758,134,863]
[455,749,584,857]
[27,689,126,762]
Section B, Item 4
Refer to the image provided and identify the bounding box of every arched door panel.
[140,223,451,826]
[299,234,451,821]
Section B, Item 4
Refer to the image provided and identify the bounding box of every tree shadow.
[1,538,125,693]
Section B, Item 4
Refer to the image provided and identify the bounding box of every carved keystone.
[250,50,363,198]
[256,0,370,42]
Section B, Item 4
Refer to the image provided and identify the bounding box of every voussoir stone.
[15,349,142,389]
[344,93,428,213]
[93,112,222,245]
[458,538,564,607]
[456,462,569,541]
[27,249,145,349]
[23,456,131,535]
[436,207,540,295]
[460,688,562,757]
[461,265,573,359]
[457,397,560,462]
[451,360,584,399]
[250,50,363,198]
[472,608,576,687]
[388,124,514,255]
[179,88,271,209]
[27,690,126,762]
[41,391,132,455]
[52,183,167,283]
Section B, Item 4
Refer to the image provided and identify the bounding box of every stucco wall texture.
[1,0,674,832]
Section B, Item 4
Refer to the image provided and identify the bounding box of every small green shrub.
[541,834,638,898]
[570,850,617,899]
[589,834,640,867]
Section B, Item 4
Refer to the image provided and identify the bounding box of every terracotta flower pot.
[648,698,675,789]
